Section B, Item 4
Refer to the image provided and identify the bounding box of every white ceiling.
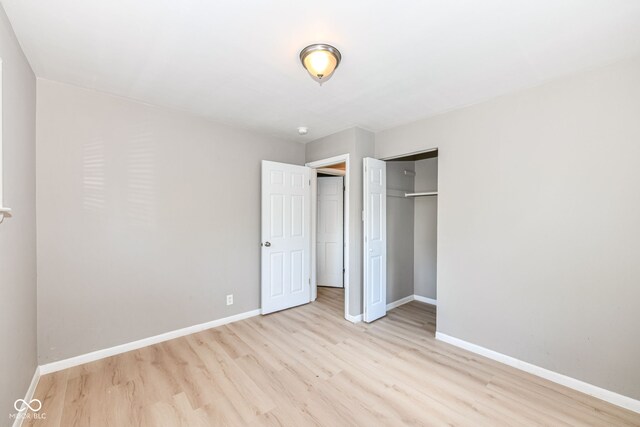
[3,0,640,142]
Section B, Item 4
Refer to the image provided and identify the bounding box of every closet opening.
[363,148,438,331]
[306,154,350,321]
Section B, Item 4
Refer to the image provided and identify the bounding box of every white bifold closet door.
[363,158,387,322]
[261,161,311,314]
[317,177,344,288]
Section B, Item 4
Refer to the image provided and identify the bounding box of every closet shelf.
[405,192,438,197]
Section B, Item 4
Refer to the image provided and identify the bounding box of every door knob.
[264,241,271,247]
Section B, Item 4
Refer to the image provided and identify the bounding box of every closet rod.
[405,191,438,197]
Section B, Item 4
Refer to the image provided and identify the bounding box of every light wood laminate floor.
[25,287,639,426]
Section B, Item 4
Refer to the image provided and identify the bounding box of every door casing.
[306,154,351,322]
[316,176,344,288]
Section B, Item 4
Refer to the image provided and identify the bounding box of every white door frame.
[379,147,438,161]
[380,147,440,309]
[316,176,344,288]
[306,154,350,322]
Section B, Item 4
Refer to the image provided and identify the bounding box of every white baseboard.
[413,295,437,306]
[346,313,362,323]
[12,367,41,427]
[386,295,414,310]
[39,309,261,375]
[435,332,640,414]
[354,294,436,323]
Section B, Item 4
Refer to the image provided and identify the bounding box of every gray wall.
[376,56,640,399]
[354,129,376,315]
[413,158,438,299]
[305,127,374,316]
[36,79,305,363]
[0,4,37,419]
[386,161,415,303]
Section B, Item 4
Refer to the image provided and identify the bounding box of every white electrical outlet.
[226,294,233,305]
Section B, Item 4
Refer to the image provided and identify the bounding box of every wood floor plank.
[26,287,640,426]
[23,370,69,427]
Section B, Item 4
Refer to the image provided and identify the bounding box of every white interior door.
[261,161,311,314]
[363,158,387,322]
[317,177,344,287]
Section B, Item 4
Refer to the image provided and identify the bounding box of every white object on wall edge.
[435,332,640,414]
[0,207,12,223]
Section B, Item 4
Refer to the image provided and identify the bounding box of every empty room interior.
[2,1,640,426]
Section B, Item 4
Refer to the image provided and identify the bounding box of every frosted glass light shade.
[300,44,342,84]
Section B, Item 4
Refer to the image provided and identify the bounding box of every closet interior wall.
[386,161,416,303]
[386,156,438,305]
[414,157,438,301]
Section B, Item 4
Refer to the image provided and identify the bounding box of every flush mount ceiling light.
[299,44,342,85]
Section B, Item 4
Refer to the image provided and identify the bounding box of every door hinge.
[308,277,311,285]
